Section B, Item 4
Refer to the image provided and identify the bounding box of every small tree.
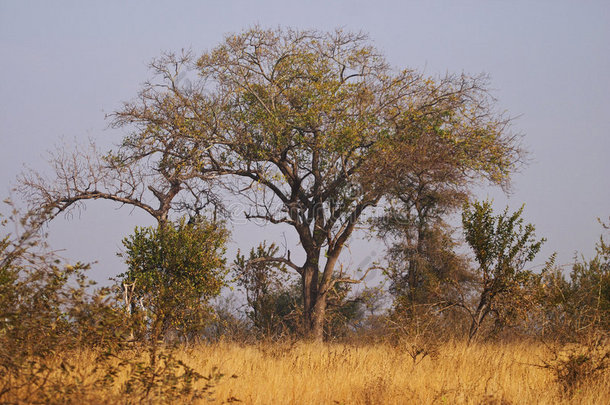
[119,216,228,342]
[382,220,471,313]
[372,116,473,314]
[233,242,296,337]
[462,200,545,341]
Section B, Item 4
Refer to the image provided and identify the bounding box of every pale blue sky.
[1,1,608,284]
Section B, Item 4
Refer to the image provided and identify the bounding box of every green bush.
[118,216,229,342]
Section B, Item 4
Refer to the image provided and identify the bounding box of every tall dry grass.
[5,340,608,404]
[183,340,608,404]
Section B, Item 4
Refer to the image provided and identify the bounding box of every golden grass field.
[8,340,609,405]
[188,341,609,405]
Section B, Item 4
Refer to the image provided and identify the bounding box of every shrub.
[118,216,228,343]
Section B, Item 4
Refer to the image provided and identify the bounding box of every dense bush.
[0,208,227,403]
[118,216,229,343]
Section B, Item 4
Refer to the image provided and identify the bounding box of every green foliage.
[536,219,610,336]
[1,205,229,403]
[0,206,122,402]
[119,216,228,341]
[233,242,296,337]
[462,200,545,340]
[462,201,544,284]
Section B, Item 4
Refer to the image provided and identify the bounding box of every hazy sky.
[1,1,608,285]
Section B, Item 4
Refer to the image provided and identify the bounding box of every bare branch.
[247,255,302,275]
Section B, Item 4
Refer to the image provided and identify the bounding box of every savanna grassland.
[3,26,609,405]
[4,340,609,404]
[180,340,609,404]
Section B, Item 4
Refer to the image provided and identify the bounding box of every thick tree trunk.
[303,249,343,341]
[301,249,340,341]
[311,296,327,341]
[301,258,319,339]
[298,203,361,341]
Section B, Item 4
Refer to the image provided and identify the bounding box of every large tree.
[22,27,523,340]
[193,28,521,339]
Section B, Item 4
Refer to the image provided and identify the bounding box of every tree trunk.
[300,230,350,341]
[301,259,319,339]
[301,249,338,341]
[311,295,327,341]
[468,290,491,343]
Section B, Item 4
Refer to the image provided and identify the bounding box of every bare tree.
[19,52,221,225]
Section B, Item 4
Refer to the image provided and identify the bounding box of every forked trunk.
[468,290,491,343]
[300,233,349,341]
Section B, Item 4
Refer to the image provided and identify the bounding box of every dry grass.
[4,340,609,404]
[184,340,608,404]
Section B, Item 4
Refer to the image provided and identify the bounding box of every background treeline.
[212,203,610,345]
[1,199,608,403]
[4,193,606,350]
